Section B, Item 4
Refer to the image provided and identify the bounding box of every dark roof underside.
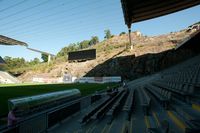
[0,35,28,46]
[121,0,200,27]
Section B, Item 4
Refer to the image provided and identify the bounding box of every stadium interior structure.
[121,0,200,49]
[0,35,55,66]
[0,0,200,133]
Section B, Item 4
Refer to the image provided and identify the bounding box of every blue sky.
[0,0,200,61]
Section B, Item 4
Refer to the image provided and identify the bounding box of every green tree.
[79,40,90,49]
[3,56,26,69]
[3,56,11,64]
[89,36,99,46]
[57,47,68,57]
[41,54,48,62]
[69,43,79,51]
[31,58,40,65]
[104,29,112,39]
[57,43,80,57]
[119,32,126,36]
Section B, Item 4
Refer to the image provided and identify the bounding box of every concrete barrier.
[77,76,121,83]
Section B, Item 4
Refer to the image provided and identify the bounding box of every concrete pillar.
[128,28,133,50]
[48,55,51,65]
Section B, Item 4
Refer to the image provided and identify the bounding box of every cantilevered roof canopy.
[27,47,55,57]
[121,0,200,27]
[0,35,28,46]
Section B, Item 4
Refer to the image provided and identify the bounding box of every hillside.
[17,28,197,82]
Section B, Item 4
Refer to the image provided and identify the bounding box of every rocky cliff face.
[85,48,196,80]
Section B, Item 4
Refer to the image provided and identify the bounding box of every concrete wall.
[32,76,121,84]
[77,76,121,83]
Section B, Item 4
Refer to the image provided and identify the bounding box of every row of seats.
[107,90,128,117]
[144,83,200,132]
[143,55,200,132]
[152,81,193,96]
[81,95,113,123]
[81,88,135,125]
[144,84,171,109]
[123,90,135,121]
[160,55,200,87]
[94,90,125,119]
[138,87,151,115]
[81,90,124,123]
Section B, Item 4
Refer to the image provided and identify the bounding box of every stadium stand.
[0,71,20,84]
[1,56,200,132]
[1,0,200,133]
[143,54,200,133]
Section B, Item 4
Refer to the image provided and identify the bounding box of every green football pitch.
[0,83,117,116]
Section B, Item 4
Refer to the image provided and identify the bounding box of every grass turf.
[0,83,117,116]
